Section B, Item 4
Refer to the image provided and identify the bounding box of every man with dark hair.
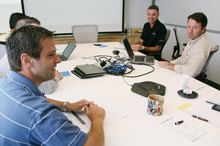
[131,5,166,59]
[0,12,26,42]
[158,12,213,77]
[0,25,106,146]
[15,16,41,29]
[0,16,63,94]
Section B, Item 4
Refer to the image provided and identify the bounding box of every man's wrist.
[167,63,171,69]
[63,101,69,112]
[141,46,145,50]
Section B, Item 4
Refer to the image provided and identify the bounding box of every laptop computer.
[121,37,154,65]
[72,64,106,79]
[58,42,76,61]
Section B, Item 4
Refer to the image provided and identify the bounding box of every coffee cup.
[147,94,164,116]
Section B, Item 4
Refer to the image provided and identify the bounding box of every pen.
[175,120,184,125]
[192,115,209,122]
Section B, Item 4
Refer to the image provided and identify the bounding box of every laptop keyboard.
[135,56,145,62]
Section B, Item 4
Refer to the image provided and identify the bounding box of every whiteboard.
[22,0,124,34]
[0,0,22,33]
[156,0,220,31]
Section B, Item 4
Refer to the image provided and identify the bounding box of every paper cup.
[179,74,190,90]
[147,94,164,116]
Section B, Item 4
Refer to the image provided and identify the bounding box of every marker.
[175,120,184,125]
[192,115,208,122]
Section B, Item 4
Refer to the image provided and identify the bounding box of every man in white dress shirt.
[158,12,213,77]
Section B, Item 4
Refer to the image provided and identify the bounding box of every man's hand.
[158,61,174,70]
[131,44,142,51]
[84,101,106,122]
[66,99,90,112]
[157,61,170,68]
[55,71,63,81]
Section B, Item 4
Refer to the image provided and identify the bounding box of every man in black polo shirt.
[131,5,166,58]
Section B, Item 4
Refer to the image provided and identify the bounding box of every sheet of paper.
[64,107,129,132]
[177,103,220,136]
[161,117,206,142]
[76,108,129,129]
[178,103,220,127]
[63,112,89,133]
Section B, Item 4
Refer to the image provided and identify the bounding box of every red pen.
[192,115,209,122]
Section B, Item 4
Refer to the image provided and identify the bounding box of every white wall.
[155,0,220,84]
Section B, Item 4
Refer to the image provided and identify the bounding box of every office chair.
[195,45,219,82]
[72,25,98,43]
[0,42,7,59]
[147,29,171,61]
[172,27,181,60]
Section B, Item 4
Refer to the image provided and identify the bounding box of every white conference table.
[49,42,220,146]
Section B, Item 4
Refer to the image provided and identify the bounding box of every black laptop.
[72,64,106,79]
[121,37,154,65]
[58,42,76,61]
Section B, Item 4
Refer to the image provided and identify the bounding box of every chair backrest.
[196,45,219,81]
[72,25,98,43]
[164,29,171,46]
[0,43,6,59]
[172,27,181,60]
[147,29,171,61]
[201,45,219,74]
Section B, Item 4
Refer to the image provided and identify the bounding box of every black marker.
[175,120,184,125]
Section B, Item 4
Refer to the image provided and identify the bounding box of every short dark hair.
[6,26,54,72]
[188,12,208,29]
[148,5,159,13]
[15,16,41,29]
[9,12,26,29]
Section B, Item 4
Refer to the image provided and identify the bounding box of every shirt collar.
[189,33,206,44]
[8,71,44,97]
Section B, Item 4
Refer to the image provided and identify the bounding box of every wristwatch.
[141,46,145,50]
[63,101,69,112]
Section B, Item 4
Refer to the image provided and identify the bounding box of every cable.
[123,64,155,78]
[122,64,155,86]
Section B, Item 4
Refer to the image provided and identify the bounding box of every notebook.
[72,64,106,79]
[58,42,76,61]
[121,37,154,65]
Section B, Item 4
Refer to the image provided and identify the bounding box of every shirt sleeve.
[30,108,89,146]
[0,54,10,79]
[170,43,213,77]
[154,26,166,46]
[38,78,59,95]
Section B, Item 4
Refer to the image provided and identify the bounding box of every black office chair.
[195,45,219,82]
[147,29,171,61]
[172,27,181,60]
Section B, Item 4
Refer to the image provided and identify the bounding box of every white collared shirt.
[170,33,213,77]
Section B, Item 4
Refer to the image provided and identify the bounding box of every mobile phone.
[94,44,101,46]
[212,104,220,112]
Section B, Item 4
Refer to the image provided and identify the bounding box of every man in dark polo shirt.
[131,5,166,59]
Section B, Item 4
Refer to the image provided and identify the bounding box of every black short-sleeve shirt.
[140,19,166,52]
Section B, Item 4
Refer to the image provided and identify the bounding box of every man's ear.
[20,53,33,69]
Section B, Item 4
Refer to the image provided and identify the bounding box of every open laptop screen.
[62,42,76,58]
[122,37,135,60]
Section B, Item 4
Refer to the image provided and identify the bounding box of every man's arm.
[132,43,162,52]
[38,72,63,94]
[46,98,89,112]
[83,102,106,146]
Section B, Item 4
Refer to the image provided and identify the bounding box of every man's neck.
[18,71,42,87]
